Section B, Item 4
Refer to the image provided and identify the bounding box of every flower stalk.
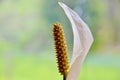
[53,23,69,80]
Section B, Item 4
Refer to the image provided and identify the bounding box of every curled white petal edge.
[58,2,94,80]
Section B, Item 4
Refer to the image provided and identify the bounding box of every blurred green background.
[0,0,120,80]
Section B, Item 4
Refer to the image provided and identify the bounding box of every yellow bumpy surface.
[53,23,69,76]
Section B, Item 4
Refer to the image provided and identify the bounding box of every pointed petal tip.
[58,2,62,6]
[58,2,61,5]
[58,2,67,9]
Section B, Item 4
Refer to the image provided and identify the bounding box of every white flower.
[58,2,94,80]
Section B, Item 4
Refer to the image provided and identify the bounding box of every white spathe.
[58,2,94,80]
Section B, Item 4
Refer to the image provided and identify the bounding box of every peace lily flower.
[53,2,94,80]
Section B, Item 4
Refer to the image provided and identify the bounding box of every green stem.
[63,74,66,80]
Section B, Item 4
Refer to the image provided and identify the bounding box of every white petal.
[58,2,94,80]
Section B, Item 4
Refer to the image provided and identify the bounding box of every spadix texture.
[58,2,94,80]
